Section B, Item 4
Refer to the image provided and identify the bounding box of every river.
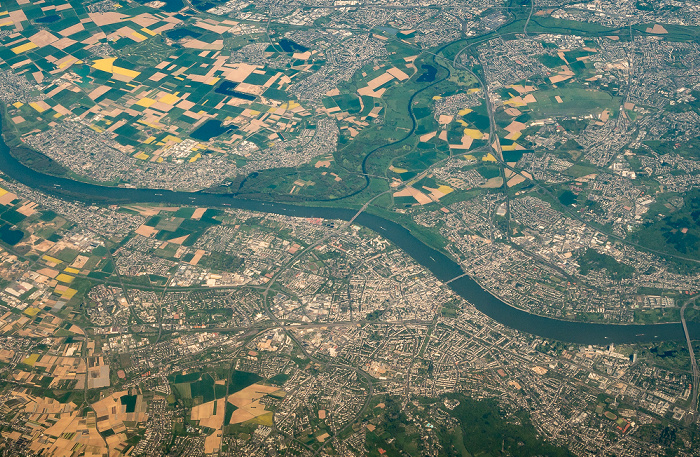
[0,122,695,345]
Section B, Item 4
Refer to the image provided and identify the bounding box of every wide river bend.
[0,124,696,345]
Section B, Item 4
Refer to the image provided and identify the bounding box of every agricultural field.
[0,0,636,206]
[0,0,317,190]
[0,1,699,457]
[171,369,285,453]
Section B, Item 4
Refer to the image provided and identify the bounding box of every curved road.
[681,296,699,416]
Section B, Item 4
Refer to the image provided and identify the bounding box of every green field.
[528,88,620,117]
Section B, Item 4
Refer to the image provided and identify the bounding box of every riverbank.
[0,112,696,344]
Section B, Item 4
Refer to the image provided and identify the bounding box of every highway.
[680,295,699,417]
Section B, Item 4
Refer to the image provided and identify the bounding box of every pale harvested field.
[646,24,668,34]
[549,74,573,84]
[135,224,159,238]
[29,30,58,46]
[168,235,189,245]
[438,114,453,124]
[227,384,281,425]
[450,134,473,150]
[37,267,59,278]
[192,398,226,429]
[190,250,205,265]
[393,187,432,205]
[70,255,89,269]
[504,120,526,134]
[522,94,537,103]
[205,430,223,454]
[224,63,257,82]
[387,67,409,80]
[88,12,129,26]
[127,205,180,216]
[192,207,208,219]
[0,191,18,205]
[419,131,436,142]
[41,409,107,457]
[182,38,223,50]
[366,72,394,90]
[92,391,147,433]
[507,175,526,187]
